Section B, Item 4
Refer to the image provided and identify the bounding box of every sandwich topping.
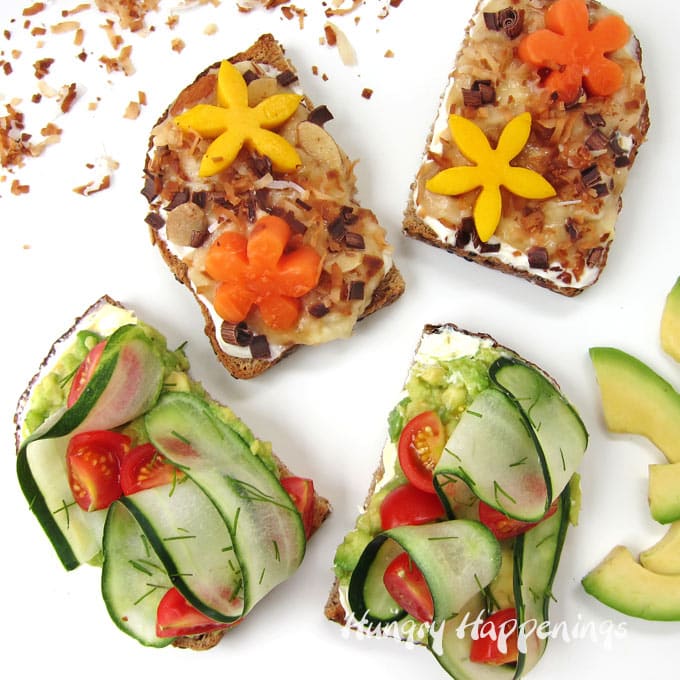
[412,0,648,292]
[143,57,393,362]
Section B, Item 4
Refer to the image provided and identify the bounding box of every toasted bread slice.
[404,0,649,296]
[143,34,405,379]
[15,294,331,651]
[326,322,587,677]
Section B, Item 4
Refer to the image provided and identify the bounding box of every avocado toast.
[326,323,587,677]
[15,295,330,650]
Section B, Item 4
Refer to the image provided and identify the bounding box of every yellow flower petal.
[217,59,248,109]
[248,128,301,173]
[175,104,230,137]
[200,131,245,177]
[448,114,492,165]
[496,112,532,163]
[254,93,303,129]
[473,186,503,242]
[504,167,557,200]
[426,166,482,196]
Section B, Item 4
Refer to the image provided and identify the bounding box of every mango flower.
[426,112,556,243]
[175,60,302,176]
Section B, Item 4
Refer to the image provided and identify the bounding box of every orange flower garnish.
[205,215,322,331]
[518,0,630,102]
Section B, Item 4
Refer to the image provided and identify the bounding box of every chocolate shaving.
[462,88,483,108]
[565,218,581,242]
[462,79,496,108]
[347,281,365,301]
[221,321,253,346]
[456,217,475,248]
[276,69,298,87]
[245,191,257,222]
[295,197,312,211]
[344,231,365,250]
[340,205,358,225]
[483,8,524,39]
[255,188,271,213]
[308,302,330,318]
[144,212,165,230]
[527,246,549,269]
[592,182,609,197]
[243,69,259,84]
[189,229,208,248]
[270,207,307,235]
[327,216,346,240]
[192,190,207,209]
[166,189,190,211]
[585,129,609,151]
[250,335,271,359]
[584,112,606,128]
[251,153,273,177]
[614,155,631,168]
[586,247,605,268]
[608,131,628,156]
[308,105,334,127]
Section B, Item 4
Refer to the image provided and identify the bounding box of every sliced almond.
[247,77,279,106]
[296,121,343,172]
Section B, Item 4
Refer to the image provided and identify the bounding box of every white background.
[1,1,679,678]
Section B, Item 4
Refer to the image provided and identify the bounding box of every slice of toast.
[325,322,587,675]
[15,294,331,651]
[404,0,649,296]
[142,34,405,379]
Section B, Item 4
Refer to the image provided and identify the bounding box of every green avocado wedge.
[640,522,680,575]
[582,546,680,621]
[648,462,680,524]
[660,276,680,363]
[589,347,680,463]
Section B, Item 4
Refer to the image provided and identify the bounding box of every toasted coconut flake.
[204,23,218,35]
[324,21,356,66]
[324,0,362,17]
[51,21,81,34]
[124,100,141,119]
[22,2,46,17]
[11,178,30,194]
[171,37,185,52]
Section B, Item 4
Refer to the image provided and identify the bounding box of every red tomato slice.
[380,482,446,530]
[120,443,183,495]
[66,430,130,511]
[478,499,559,541]
[397,411,445,494]
[280,476,315,539]
[67,340,107,408]
[469,608,519,665]
[156,587,232,638]
[383,552,434,623]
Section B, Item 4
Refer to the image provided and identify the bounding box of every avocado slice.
[582,545,680,621]
[640,522,680,575]
[589,347,680,463]
[649,462,680,524]
[661,277,680,362]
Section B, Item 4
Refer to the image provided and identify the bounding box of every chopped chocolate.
[340,205,358,224]
[245,192,257,222]
[308,302,330,318]
[585,129,609,151]
[608,131,630,156]
[456,217,475,248]
[189,229,208,248]
[220,321,253,346]
[250,335,271,359]
[276,69,298,87]
[527,246,549,269]
[166,188,190,211]
[251,152,273,177]
[462,79,496,108]
[344,231,365,250]
[243,69,259,84]
[327,216,346,240]
[580,164,602,188]
[462,88,483,108]
[479,241,501,254]
[141,175,158,203]
[592,182,609,197]
[584,112,606,128]
[144,212,165,230]
[191,190,207,209]
[271,208,307,235]
[531,121,555,144]
[308,105,334,127]
[347,280,365,301]
[255,188,271,212]
[614,155,631,168]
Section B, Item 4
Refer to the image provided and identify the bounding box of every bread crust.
[144,34,405,379]
[14,294,332,651]
[403,0,649,296]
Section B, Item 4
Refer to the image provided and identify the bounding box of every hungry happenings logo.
[341,609,628,656]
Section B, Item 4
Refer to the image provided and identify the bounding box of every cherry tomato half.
[67,340,107,408]
[478,500,559,541]
[380,482,446,530]
[66,430,130,511]
[383,552,434,623]
[469,608,519,666]
[156,587,232,639]
[280,476,315,539]
[120,443,183,496]
[397,411,445,494]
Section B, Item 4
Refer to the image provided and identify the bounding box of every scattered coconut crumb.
[73,155,119,195]
[171,37,185,53]
[51,20,81,35]
[323,21,356,66]
[166,13,179,29]
[384,49,394,58]
[204,23,218,35]
[324,0,362,17]
[11,178,30,194]
[94,0,160,33]
[123,100,140,119]
[99,44,134,75]
[60,83,78,113]
[361,87,373,100]
[33,57,54,79]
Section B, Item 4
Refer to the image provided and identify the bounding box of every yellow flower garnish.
[174,60,303,177]
[426,112,556,242]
